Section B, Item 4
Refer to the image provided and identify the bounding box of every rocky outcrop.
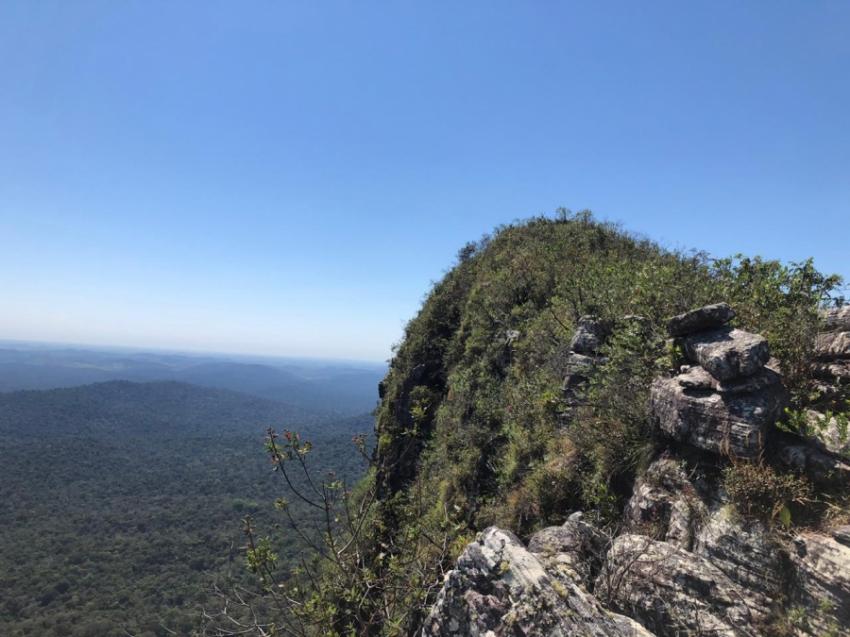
[787,532,850,636]
[624,458,705,550]
[595,534,764,637]
[562,316,611,408]
[651,372,785,458]
[682,328,770,381]
[775,431,850,485]
[562,353,600,393]
[652,304,786,458]
[823,306,850,332]
[421,527,653,637]
[813,306,850,393]
[570,316,612,355]
[423,303,850,637]
[692,507,784,620]
[527,511,609,589]
[816,330,850,360]
[803,409,850,457]
[667,303,736,338]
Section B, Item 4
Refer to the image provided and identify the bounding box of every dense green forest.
[0,382,371,637]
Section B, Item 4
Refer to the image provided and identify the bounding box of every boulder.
[676,365,782,395]
[624,458,705,550]
[595,534,763,637]
[421,527,654,636]
[676,366,714,390]
[788,532,850,636]
[682,328,770,381]
[804,410,850,457]
[715,366,783,395]
[822,306,850,332]
[570,316,612,355]
[667,303,736,337]
[651,374,785,458]
[815,331,850,360]
[774,433,850,485]
[692,507,784,620]
[528,511,610,588]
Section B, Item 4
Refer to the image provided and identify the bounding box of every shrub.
[723,461,812,524]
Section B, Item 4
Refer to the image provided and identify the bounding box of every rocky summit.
[423,302,850,637]
[357,218,850,637]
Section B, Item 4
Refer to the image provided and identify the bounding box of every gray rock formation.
[562,318,612,408]
[421,527,653,637]
[570,315,612,355]
[813,306,850,395]
[423,304,850,637]
[562,352,600,390]
[653,307,786,458]
[527,511,610,588]
[775,433,850,485]
[624,458,705,550]
[823,306,850,332]
[692,507,784,620]
[595,534,763,637]
[816,330,850,360]
[667,302,735,337]
[804,409,850,457]
[651,372,785,458]
[788,532,850,636]
[833,525,850,547]
[682,327,770,381]
[675,365,714,390]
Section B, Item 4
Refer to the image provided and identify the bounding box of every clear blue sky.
[1,2,848,361]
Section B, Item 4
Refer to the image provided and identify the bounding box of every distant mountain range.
[0,343,385,416]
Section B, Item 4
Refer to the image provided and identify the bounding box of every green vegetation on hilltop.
[245,211,845,635]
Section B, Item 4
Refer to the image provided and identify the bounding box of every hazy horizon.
[0,337,389,367]
[2,2,848,360]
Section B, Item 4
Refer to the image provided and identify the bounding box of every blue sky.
[1,2,848,361]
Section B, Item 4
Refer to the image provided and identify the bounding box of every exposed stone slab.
[667,303,735,337]
[682,327,770,381]
[788,532,850,636]
[651,376,785,458]
[832,525,850,548]
[562,352,599,388]
[677,365,782,395]
[814,360,850,381]
[822,306,850,332]
[715,366,782,395]
[815,331,850,360]
[422,527,654,636]
[595,534,763,637]
[693,507,783,620]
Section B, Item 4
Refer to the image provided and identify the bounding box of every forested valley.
[0,381,373,637]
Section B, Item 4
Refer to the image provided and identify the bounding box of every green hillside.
[250,212,846,635]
